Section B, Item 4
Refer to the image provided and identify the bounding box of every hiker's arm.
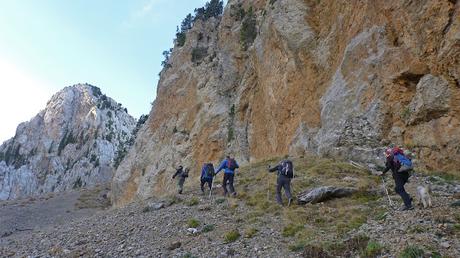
[172,170,180,179]
[200,167,206,178]
[235,161,239,169]
[382,159,391,174]
[268,165,280,172]
[215,161,225,174]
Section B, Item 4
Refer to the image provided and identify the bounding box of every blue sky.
[0,0,225,143]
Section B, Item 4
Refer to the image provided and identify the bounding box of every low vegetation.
[223,229,241,243]
[399,245,425,258]
[234,155,382,255]
[187,218,200,228]
[244,227,258,238]
[363,241,384,257]
[240,7,257,50]
[187,197,200,206]
[202,224,215,233]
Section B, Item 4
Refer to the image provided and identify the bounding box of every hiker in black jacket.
[172,166,188,194]
[382,148,413,211]
[268,159,294,206]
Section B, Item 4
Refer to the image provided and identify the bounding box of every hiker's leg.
[228,174,235,194]
[207,178,213,190]
[275,177,283,204]
[284,177,293,200]
[200,179,205,193]
[178,178,185,194]
[222,174,229,196]
[394,176,411,207]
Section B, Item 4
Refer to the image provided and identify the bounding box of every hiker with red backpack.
[268,158,294,206]
[200,163,215,194]
[215,156,239,196]
[381,147,414,211]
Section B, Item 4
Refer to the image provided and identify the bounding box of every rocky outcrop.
[113,0,460,205]
[0,84,135,200]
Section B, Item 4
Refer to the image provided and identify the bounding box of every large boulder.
[297,186,357,204]
[407,74,451,125]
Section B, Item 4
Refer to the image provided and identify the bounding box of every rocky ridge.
[0,84,136,200]
[113,0,460,205]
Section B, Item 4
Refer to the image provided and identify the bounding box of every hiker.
[200,163,215,194]
[381,147,414,211]
[268,159,294,206]
[172,166,189,194]
[215,155,239,196]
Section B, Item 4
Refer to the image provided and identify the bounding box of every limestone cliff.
[0,84,136,200]
[113,0,460,205]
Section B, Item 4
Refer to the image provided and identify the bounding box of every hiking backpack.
[227,158,237,170]
[281,160,294,178]
[204,163,215,178]
[394,153,413,173]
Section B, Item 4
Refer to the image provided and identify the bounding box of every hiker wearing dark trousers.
[268,159,293,206]
[215,156,239,196]
[382,148,413,211]
[172,166,188,194]
[200,163,215,194]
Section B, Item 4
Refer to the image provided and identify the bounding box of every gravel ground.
[0,175,459,258]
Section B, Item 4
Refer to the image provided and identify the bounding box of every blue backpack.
[204,163,215,178]
[394,153,413,172]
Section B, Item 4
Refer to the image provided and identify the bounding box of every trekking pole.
[267,178,270,201]
[209,177,214,200]
[381,176,394,209]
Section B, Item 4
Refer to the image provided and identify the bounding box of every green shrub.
[187,197,199,206]
[183,253,197,258]
[244,227,258,238]
[176,32,186,47]
[215,198,226,204]
[399,245,424,258]
[224,230,241,243]
[202,224,215,233]
[187,218,200,228]
[288,241,306,252]
[73,177,83,189]
[363,241,383,257]
[191,47,208,63]
[400,106,411,121]
[240,7,257,50]
[282,223,303,237]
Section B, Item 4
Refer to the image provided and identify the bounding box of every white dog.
[416,185,432,208]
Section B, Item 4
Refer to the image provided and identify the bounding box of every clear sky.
[0,0,224,143]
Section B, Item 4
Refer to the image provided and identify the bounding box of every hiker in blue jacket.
[200,163,215,194]
[215,155,239,196]
[382,147,413,211]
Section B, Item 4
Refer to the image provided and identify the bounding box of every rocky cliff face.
[0,84,136,200]
[113,0,460,205]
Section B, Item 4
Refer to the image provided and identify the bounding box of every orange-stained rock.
[112,0,460,206]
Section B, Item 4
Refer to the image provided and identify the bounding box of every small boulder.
[142,202,165,212]
[297,186,357,204]
[187,228,199,235]
[167,241,181,250]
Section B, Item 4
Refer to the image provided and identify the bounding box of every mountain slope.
[0,84,136,200]
[113,0,459,205]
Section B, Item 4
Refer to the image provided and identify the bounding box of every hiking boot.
[400,205,414,211]
[232,192,237,197]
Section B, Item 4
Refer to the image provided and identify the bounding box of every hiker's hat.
[384,148,392,157]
